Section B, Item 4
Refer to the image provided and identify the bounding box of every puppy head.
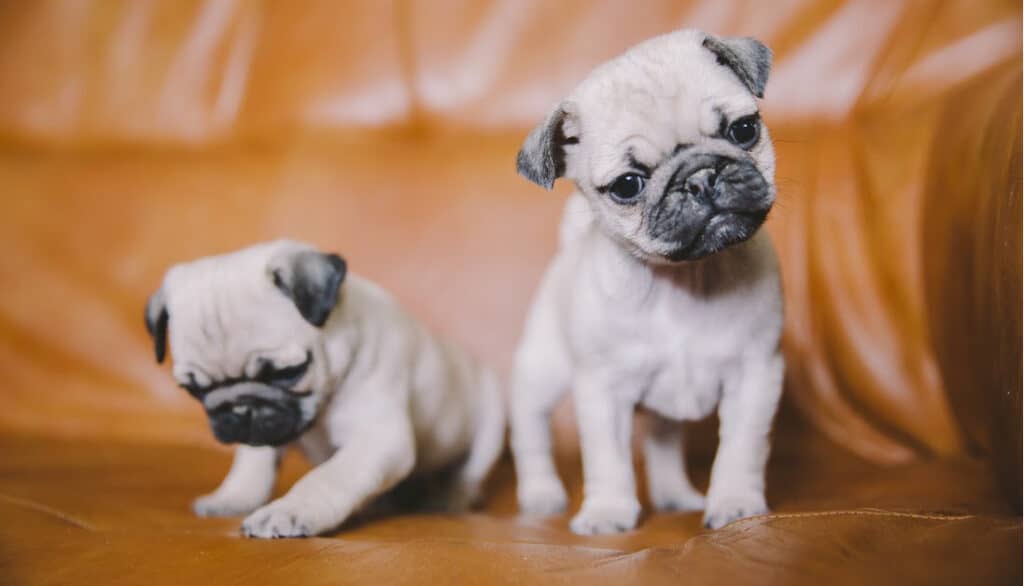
[518,30,775,262]
[144,240,347,446]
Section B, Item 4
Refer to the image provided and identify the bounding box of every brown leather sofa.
[0,2,1020,584]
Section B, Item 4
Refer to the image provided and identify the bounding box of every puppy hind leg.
[643,413,705,513]
[510,319,571,516]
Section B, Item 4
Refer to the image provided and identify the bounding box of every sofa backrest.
[0,0,1018,505]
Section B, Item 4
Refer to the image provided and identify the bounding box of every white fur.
[161,240,505,538]
[510,30,784,534]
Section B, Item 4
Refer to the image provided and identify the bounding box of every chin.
[209,416,314,447]
[659,211,768,262]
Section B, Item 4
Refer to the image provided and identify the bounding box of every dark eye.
[608,173,646,202]
[726,115,760,148]
[257,352,312,389]
[180,373,204,398]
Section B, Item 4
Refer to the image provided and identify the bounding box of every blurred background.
[0,2,1020,583]
[0,0,1019,504]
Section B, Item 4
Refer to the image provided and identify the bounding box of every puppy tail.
[450,367,506,510]
[475,368,507,474]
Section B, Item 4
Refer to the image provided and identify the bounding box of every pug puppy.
[510,29,784,534]
[145,239,505,538]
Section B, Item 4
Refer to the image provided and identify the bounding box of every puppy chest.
[639,361,722,421]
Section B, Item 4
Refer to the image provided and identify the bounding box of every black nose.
[209,403,252,444]
[683,168,717,202]
[208,396,302,446]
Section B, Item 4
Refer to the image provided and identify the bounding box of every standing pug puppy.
[145,240,505,538]
[510,29,784,534]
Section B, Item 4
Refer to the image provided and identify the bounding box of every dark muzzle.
[647,153,772,260]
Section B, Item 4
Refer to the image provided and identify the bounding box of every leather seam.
[722,508,976,531]
[0,492,97,531]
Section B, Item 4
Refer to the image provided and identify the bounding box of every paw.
[702,493,768,529]
[569,496,641,535]
[241,499,318,538]
[517,475,568,516]
[649,486,706,513]
[192,492,266,518]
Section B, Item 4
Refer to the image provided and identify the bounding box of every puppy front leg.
[703,353,784,529]
[569,372,640,535]
[241,417,415,538]
[193,445,280,517]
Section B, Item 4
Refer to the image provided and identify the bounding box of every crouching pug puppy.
[144,239,505,538]
[510,29,785,534]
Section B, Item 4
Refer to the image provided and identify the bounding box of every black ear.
[144,288,169,364]
[702,34,772,98]
[516,102,578,190]
[271,251,347,327]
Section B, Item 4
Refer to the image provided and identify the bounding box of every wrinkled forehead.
[574,44,758,168]
[163,263,310,381]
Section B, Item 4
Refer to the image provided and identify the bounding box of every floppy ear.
[270,251,348,327]
[144,288,169,364]
[516,102,579,190]
[701,34,772,98]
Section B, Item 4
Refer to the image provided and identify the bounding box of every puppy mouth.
[208,398,311,446]
[204,383,314,446]
[642,153,772,262]
[663,209,768,261]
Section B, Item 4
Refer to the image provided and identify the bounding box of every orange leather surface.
[0,1,1020,584]
[0,421,1019,585]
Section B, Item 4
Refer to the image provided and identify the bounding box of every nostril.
[684,168,717,199]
